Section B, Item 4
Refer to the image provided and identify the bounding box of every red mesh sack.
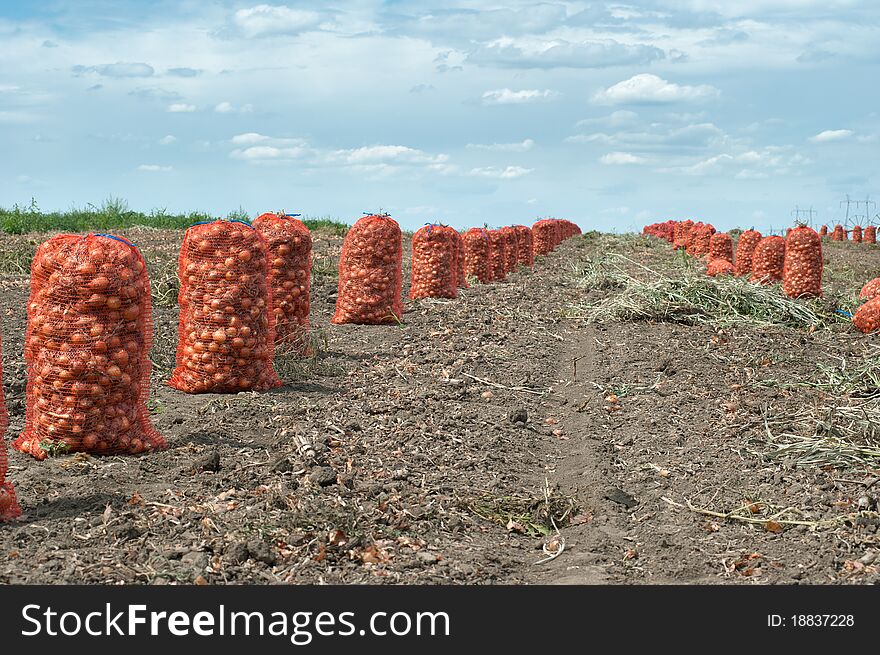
[673,220,694,250]
[734,229,762,276]
[708,233,733,263]
[487,229,508,281]
[410,224,457,299]
[252,213,312,349]
[513,225,534,267]
[750,236,786,284]
[831,225,847,241]
[685,221,704,255]
[500,227,518,273]
[852,225,863,243]
[169,221,282,393]
[782,226,823,298]
[854,296,880,333]
[463,228,492,283]
[706,259,735,277]
[819,225,828,238]
[332,214,403,324]
[450,229,468,289]
[0,333,21,520]
[864,226,877,244]
[691,224,715,257]
[532,220,555,256]
[15,234,165,459]
[859,277,880,302]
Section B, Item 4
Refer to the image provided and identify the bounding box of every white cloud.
[468,39,665,69]
[231,145,307,161]
[468,166,533,179]
[735,169,769,179]
[329,145,447,165]
[215,101,254,113]
[138,164,172,172]
[482,88,559,105]
[72,62,154,78]
[600,152,648,165]
[466,139,535,152]
[592,74,720,105]
[809,129,853,143]
[233,5,323,38]
[158,135,177,145]
[167,103,196,113]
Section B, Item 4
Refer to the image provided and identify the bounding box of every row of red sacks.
[0,215,581,519]
[644,219,880,334]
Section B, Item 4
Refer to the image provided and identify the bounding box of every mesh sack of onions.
[450,229,469,289]
[831,225,846,241]
[859,277,880,302]
[410,224,457,300]
[854,296,880,333]
[706,259,735,277]
[673,220,695,250]
[532,220,555,256]
[852,225,863,243]
[500,226,519,273]
[749,236,786,284]
[864,226,877,244]
[252,212,312,350]
[487,229,508,281]
[14,234,166,459]
[782,226,823,298]
[513,225,534,267]
[463,228,492,283]
[734,229,762,277]
[0,333,21,520]
[691,224,715,257]
[332,214,403,324]
[708,232,733,263]
[169,221,282,393]
[819,225,828,238]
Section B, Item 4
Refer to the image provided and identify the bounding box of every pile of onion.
[749,236,786,284]
[690,224,716,258]
[332,214,404,325]
[0,332,21,520]
[252,212,312,351]
[819,225,828,238]
[462,228,492,284]
[169,220,282,393]
[782,226,823,298]
[410,224,457,300]
[500,226,519,274]
[831,225,847,241]
[487,229,508,281]
[852,225,863,243]
[864,226,877,244]
[708,232,734,263]
[450,229,469,289]
[734,229,762,277]
[854,297,880,333]
[513,225,534,268]
[673,220,695,250]
[531,220,556,256]
[15,234,166,459]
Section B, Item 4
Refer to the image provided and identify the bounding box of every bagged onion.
[410,224,457,300]
[332,214,404,325]
[15,234,165,459]
[463,228,492,284]
[169,220,282,393]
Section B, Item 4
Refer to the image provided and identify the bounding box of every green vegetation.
[0,198,349,235]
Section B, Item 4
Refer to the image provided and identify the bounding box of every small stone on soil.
[604,488,638,509]
[192,450,220,473]
[246,539,277,565]
[309,467,338,486]
[509,408,528,424]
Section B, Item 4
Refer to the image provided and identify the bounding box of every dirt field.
[1,228,879,584]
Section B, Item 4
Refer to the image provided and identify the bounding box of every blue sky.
[1,1,878,232]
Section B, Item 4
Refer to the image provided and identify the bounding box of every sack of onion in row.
[0,333,21,520]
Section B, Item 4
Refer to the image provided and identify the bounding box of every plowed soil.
[1,229,878,584]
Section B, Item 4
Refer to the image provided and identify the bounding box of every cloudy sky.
[1,1,878,232]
